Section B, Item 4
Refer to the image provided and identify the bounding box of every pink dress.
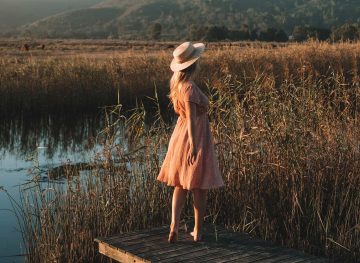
[156,80,225,190]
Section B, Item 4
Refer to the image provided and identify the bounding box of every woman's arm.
[185,100,197,165]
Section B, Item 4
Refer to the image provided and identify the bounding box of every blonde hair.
[169,61,199,112]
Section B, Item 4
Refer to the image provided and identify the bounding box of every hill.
[0,0,102,35]
[16,0,360,39]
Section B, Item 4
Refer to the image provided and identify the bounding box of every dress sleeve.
[183,82,201,105]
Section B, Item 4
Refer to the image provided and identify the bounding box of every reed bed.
[2,41,360,262]
[0,41,359,119]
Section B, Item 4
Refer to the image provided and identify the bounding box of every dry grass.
[0,41,358,118]
[2,41,360,262]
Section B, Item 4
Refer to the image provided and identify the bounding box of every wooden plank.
[150,246,212,261]
[140,234,255,261]
[149,239,279,262]
[160,247,214,262]
[129,240,190,256]
[98,241,151,263]
[243,251,300,263]
[214,246,293,263]
[106,228,169,245]
[275,256,321,263]
[191,244,294,263]
[111,229,169,246]
[96,225,170,244]
[123,234,192,254]
[301,258,328,263]
[162,246,237,263]
[186,250,247,263]
[242,247,306,263]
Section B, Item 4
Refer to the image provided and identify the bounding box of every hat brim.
[170,43,205,72]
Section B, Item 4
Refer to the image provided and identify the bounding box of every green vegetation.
[292,26,332,41]
[190,24,359,42]
[150,23,162,40]
[9,0,360,40]
[2,41,360,262]
[332,23,360,42]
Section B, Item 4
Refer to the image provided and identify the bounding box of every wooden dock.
[95,221,327,263]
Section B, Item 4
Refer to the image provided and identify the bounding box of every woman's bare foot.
[168,222,179,243]
[168,231,178,243]
[190,229,202,241]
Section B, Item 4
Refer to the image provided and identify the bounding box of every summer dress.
[156,80,225,190]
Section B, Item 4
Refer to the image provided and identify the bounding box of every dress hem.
[156,178,225,191]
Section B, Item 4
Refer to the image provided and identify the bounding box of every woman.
[156,42,224,243]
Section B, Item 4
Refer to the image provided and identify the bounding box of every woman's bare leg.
[191,188,207,241]
[170,186,188,233]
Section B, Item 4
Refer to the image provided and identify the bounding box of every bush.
[228,29,251,41]
[204,26,229,41]
[258,28,288,42]
[150,23,162,40]
[293,26,331,42]
[331,23,360,42]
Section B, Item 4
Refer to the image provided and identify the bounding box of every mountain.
[13,0,360,39]
[0,0,102,35]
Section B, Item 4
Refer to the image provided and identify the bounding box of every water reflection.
[0,114,103,159]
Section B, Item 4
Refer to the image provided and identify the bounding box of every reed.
[3,41,360,262]
[0,41,359,119]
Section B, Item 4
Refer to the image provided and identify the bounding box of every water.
[0,116,103,262]
[0,153,28,263]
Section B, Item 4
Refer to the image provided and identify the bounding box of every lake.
[0,115,103,262]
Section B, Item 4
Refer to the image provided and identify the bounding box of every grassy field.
[1,40,359,262]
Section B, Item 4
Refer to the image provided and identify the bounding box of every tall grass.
[2,41,360,262]
[0,42,358,118]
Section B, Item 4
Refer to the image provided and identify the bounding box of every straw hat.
[170,41,205,72]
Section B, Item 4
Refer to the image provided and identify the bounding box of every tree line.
[150,22,360,42]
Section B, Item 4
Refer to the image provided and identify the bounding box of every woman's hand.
[187,143,198,165]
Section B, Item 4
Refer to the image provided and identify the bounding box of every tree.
[250,29,259,41]
[228,29,251,41]
[150,23,162,40]
[258,28,278,42]
[275,29,288,42]
[204,26,228,41]
[313,28,331,41]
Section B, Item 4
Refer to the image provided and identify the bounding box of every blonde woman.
[157,42,225,243]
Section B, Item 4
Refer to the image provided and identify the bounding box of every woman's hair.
[169,61,199,111]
